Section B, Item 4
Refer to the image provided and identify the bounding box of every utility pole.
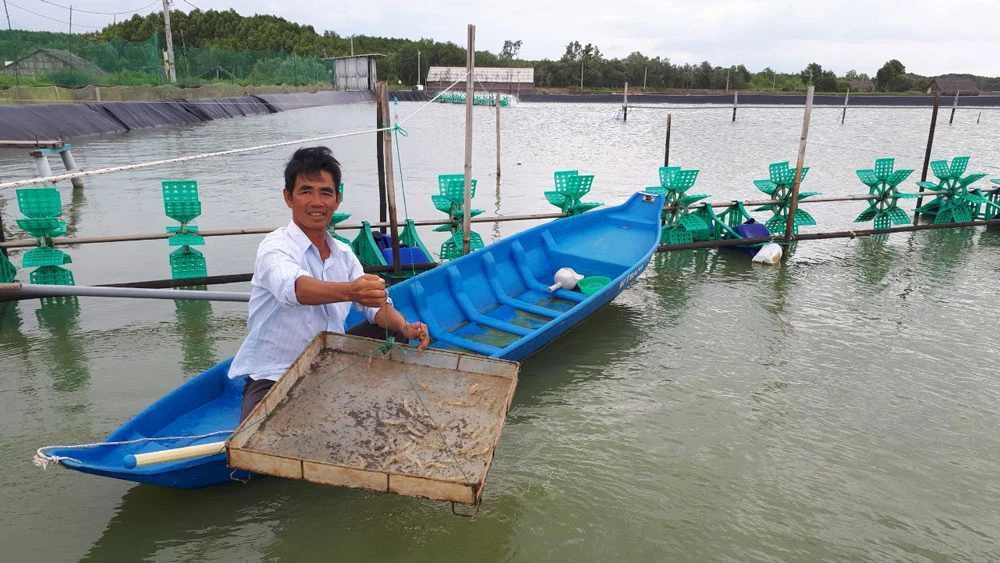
[417,49,421,87]
[643,65,647,89]
[580,58,584,90]
[161,0,176,82]
[69,5,72,33]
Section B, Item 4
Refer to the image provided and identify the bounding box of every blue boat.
[40,191,665,488]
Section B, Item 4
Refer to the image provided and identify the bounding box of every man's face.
[284,170,340,234]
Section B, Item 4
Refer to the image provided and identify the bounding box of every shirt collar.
[285,220,337,258]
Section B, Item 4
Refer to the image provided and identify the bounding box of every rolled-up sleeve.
[255,243,310,307]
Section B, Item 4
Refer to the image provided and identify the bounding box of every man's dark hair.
[284,146,342,197]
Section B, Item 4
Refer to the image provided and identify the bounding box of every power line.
[5,0,102,28]
[37,0,159,16]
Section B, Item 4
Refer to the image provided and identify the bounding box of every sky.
[3,0,999,77]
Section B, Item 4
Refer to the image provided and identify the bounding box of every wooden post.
[841,88,850,124]
[977,111,981,124]
[623,82,628,123]
[462,24,475,256]
[731,91,738,122]
[376,91,388,233]
[914,92,940,223]
[949,91,959,124]
[377,83,402,275]
[664,114,672,167]
[496,92,501,178]
[784,85,814,242]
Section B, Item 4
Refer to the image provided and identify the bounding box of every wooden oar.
[122,441,226,469]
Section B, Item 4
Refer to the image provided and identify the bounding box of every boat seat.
[510,240,585,303]
[481,252,561,319]
[445,267,532,337]
[409,280,502,356]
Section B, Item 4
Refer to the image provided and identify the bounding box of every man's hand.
[403,321,431,351]
[349,274,387,308]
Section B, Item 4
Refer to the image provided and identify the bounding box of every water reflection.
[492,177,502,244]
[83,477,520,563]
[63,185,87,238]
[34,296,89,392]
[0,301,29,356]
[174,290,217,377]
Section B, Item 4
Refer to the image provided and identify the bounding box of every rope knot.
[393,123,408,137]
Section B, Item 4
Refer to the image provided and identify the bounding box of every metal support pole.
[0,282,249,302]
[784,85,814,242]
[914,92,940,222]
[31,151,56,187]
[664,114,672,167]
[59,148,84,189]
[462,24,475,256]
[377,83,402,276]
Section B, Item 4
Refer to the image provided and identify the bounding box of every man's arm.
[294,274,386,307]
[373,301,431,351]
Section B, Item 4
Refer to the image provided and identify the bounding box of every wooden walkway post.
[664,114,672,167]
[914,92,941,223]
[377,83,402,275]
[950,91,959,124]
[784,85,814,241]
[462,24,475,255]
[732,91,738,122]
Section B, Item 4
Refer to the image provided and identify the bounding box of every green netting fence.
[0,31,332,88]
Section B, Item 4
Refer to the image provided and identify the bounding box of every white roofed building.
[425,67,534,94]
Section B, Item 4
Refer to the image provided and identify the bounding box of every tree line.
[3,8,998,92]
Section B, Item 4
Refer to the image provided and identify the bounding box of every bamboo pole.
[664,114,672,167]
[377,83,402,276]
[496,92,501,178]
[841,88,850,124]
[914,92,941,223]
[376,88,388,233]
[784,85,814,241]
[0,282,250,302]
[462,24,475,255]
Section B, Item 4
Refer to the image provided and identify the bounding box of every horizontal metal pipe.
[0,212,568,249]
[657,217,1000,252]
[0,282,250,303]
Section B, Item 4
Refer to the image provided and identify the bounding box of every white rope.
[0,127,390,191]
[33,429,234,470]
[1,75,472,191]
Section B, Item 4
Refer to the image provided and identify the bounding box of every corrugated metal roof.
[426,67,533,83]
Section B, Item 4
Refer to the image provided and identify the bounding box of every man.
[229,146,430,421]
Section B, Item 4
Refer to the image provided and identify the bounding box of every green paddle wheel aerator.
[433,174,485,260]
[162,180,207,280]
[14,188,74,285]
[753,161,821,236]
[913,156,996,223]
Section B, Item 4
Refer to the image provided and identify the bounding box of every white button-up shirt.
[228,221,383,382]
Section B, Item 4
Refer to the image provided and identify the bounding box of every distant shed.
[926,77,980,96]
[849,80,875,92]
[426,67,535,94]
[1,48,106,77]
[328,54,384,91]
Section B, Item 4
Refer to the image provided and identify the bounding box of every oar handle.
[122,441,226,469]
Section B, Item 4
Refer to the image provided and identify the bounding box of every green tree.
[875,59,906,91]
[499,39,522,60]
